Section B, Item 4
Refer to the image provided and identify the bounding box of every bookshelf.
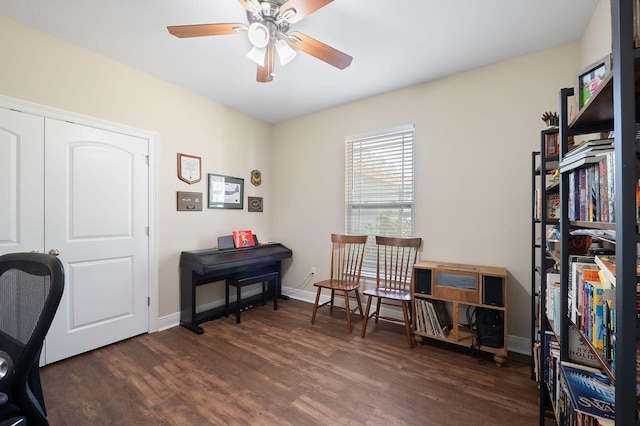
[531,128,561,379]
[535,2,639,424]
[412,260,508,366]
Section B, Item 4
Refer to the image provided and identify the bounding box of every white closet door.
[0,109,44,254]
[44,118,149,364]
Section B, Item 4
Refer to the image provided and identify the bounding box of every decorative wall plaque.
[177,191,203,211]
[177,153,202,184]
[248,196,263,212]
[251,170,262,186]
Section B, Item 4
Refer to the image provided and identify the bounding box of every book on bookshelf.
[568,326,601,368]
[580,269,602,343]
[594,255,640,329]
[601,288,616,367]
[546,269,560,324]
[568,256,598,326]
[547,193,560,219]
[558,361,614,425]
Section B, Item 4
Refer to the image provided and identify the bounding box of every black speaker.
[482,275,504,307]
[415,268,432,295]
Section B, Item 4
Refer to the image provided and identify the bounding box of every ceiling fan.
[167,0,352,83]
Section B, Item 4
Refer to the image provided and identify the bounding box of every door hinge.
[145,155,149,165]
[147,297,150,307]
[146,226,149,236]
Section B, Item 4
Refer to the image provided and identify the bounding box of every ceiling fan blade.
[279,0,334,24]
[236,0,261,13]
[257,44,276,83]
[289,31,352,70]
[167,23,247,38]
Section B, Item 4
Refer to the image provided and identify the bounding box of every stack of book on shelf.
[557,361,614,425]
[557,138,615,222]
[414,298,453,338]
[559,138,614,173]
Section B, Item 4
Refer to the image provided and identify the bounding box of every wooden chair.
[310,234,368,333]
[361,236,422,348]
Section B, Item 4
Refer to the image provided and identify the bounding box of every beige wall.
[0,16,273,318]
[581,0,612,66]
[272,43,581,342]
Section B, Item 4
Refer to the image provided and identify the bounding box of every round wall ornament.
[251,169,262,186]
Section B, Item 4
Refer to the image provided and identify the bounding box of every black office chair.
[0,253,65,426]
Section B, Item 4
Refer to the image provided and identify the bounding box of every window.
[345,125,415,275]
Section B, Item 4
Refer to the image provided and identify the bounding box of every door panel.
[44,118,149,364]
[0,109,44,253]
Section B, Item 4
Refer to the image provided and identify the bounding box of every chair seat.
[362,287,411,301]
[314,279,360,291]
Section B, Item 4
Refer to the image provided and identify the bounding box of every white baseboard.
[157,285,532,357]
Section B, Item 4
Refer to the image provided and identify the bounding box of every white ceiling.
[1,0,599,123]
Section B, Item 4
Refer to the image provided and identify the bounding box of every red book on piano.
[232,230,255,248]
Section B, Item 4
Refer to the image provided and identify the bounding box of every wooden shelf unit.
[412,260,508,366]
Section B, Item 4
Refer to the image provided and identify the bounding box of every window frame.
[345,124,415,276]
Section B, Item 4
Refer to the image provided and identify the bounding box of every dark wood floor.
[40,298,547,425]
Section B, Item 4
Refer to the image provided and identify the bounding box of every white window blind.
[345,125,415,275]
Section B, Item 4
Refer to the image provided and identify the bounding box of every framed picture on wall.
[208,173,244,209]
[248,196,263,212]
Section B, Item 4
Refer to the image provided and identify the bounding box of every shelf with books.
[532,127,563,381]
[413,260,508,367]
[540,5,640,421]
[557,361,615,425]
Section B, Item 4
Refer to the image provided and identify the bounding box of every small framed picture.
[248,196,263,212]
[574,54,612,111]
[208,173,244,209]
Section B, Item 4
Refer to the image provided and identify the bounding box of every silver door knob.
[48,249,60,256]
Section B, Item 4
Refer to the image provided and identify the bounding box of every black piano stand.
[225,272,280,323]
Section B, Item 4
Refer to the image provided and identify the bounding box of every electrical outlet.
[311,267,316,276]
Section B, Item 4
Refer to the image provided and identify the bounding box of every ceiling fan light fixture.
[244,0,260,14]
[246,46,267,66]
[275,39,296,65]
[247,22,269,48]
[279,8,297,22]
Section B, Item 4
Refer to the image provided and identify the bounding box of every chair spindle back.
[376,236,421,291]
[330,234,367,284]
